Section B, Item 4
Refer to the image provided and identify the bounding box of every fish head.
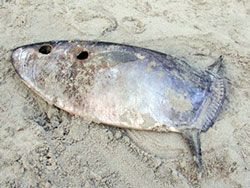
[10,41,83,101]
[11,41,90,83]
[11,41,72,79]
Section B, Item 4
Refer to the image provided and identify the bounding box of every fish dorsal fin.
[207,55,223,74]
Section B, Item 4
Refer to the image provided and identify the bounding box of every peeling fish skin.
[11,41,226,176]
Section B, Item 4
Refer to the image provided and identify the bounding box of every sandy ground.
[0,0,250,187]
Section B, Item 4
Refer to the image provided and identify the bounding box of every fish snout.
[10,46,36,80]
[11,47,22,68]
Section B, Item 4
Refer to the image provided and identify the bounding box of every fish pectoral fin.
[181,128,202,178]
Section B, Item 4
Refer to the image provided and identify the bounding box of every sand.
[0,0,250,187]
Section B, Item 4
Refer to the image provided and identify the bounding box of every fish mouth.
[10,47,24,80]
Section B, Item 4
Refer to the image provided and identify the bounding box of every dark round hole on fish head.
[77,51,89,60]
[39,45,52,54]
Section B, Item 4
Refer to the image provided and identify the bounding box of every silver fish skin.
[11,41,226,176]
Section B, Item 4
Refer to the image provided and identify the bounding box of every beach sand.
[0,0,249,187]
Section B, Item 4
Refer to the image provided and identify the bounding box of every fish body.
[11,41,226,175]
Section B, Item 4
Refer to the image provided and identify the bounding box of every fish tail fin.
[198,56,226,132]
[201,76,226,132]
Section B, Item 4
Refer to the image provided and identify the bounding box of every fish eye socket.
[77,51,89,60]
[39,45,52,54]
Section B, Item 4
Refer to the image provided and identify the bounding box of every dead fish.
[11,40,226,176]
